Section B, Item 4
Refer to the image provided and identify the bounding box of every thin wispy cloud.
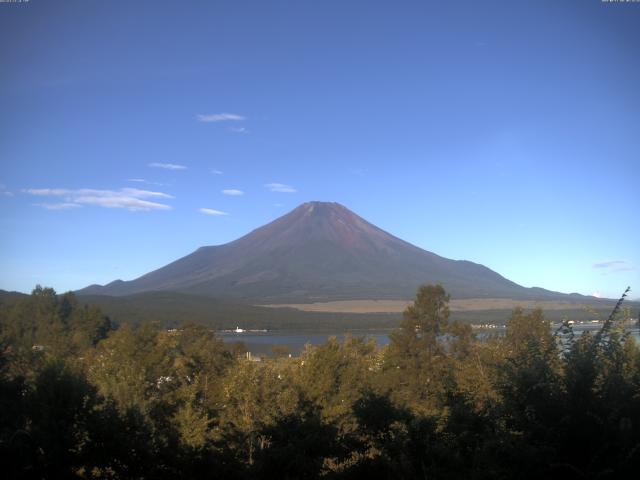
[210,169,223,175]
[34,202,82,210]
[222,189,244,196]
[148,162,187,170]
[119,188,173,199]
[229,126,247,133]
[610,267,635,273]
[593,260,635,274]
[74,196,171,211]
[265,183,297,193]
[25,188,173,199]
[0,184,13,197]
[199,208,228,216]
[25,188,68,196]
[593,260,626,269]
[126,178,165,186]
[197,113,245,123]
[24,188,173,211]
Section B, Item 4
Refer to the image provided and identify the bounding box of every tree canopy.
[1,284,639,479]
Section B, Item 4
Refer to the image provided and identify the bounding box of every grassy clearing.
[260,297,623,313]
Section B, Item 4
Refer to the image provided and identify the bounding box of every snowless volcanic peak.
[235,201,400,254]
[78,201,575,303]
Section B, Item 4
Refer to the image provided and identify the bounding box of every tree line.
[1,284,639,479]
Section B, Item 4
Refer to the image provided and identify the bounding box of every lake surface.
[219,323,640,356]
[219,330,394,355]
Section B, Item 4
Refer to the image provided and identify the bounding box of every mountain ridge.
[78,201,588,303]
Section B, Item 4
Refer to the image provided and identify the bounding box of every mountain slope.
[78,201,581,302]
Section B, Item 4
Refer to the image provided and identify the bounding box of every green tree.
[219,359,300,465]
[86,322,174,415]
[494,307,564,478]
[172,323,232,412]
[251,402,339,480]
[297,335,377,430]
[384,284,453,414]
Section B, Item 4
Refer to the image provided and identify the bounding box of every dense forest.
[1,285,639,479]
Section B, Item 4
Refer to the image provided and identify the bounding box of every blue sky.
[1,0,638,300]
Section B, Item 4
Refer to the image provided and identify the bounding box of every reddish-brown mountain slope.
[78,202,582,303]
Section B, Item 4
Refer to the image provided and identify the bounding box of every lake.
[218,329,394,355]
[219,323,640,356]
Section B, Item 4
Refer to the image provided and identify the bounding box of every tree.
[384,284,453,413]
[251,402,339,480]
[296,335,377,429]
[494,307,564,478]
[219,359,300,466]
[558,290,640,478]
[172,323,232,412]
[85,322,174,414]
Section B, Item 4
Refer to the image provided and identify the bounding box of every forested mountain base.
[1,285,639,479]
